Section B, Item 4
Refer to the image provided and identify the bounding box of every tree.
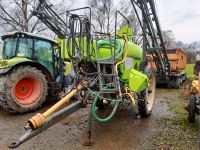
[88,0,140,43]
[88,0,116,33]
[162,30,175,48]
[0,0,72,34]
[118,0,140,43]
[0,0,42,33]
[186,51,196,64]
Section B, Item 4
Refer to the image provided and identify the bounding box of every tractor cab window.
[3,38,17,59]
[34,39,54,74]
[3,37,33,59]
[17,38,33,57]
[34,40,53,62]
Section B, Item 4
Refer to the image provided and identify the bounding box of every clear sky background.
[65,0,200,44]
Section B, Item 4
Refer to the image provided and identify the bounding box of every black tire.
[0,66,48,113]
[188,95,196,123]
[194,61,200,76]
[174,77,181,89]
[137,67,156,118]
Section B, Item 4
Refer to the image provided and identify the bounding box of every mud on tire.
[137,67,156,118]
[0,66,48,113]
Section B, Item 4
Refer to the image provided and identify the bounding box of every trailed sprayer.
[8,0,173,148]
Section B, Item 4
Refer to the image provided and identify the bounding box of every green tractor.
[0,32,70,113]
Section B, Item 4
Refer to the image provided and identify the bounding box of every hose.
[91,35,129,123]
[115,36,128,75]
[91,92,120,123]
[97,40,123,60]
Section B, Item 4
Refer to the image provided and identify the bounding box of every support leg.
[83,105,94,146]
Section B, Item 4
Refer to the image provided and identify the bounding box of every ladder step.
[97,61,115,64]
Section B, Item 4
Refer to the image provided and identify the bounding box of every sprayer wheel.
[0,66,47,113]
[137,67,156,118]
[174,77,181,89]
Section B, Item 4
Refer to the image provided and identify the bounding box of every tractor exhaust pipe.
[9,100,83,149]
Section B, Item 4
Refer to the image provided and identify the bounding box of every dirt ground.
[0,87,199,150]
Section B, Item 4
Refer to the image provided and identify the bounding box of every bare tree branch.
[30,18,40,33]
[0,4,22,28]
[0,0,71,34]
[35,26,49,34]
[88,0,116,33]
[12,0,22,10]
[0,14,19,30]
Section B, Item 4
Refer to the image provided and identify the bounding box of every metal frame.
[32,0,67,39]
[131,0,171,81]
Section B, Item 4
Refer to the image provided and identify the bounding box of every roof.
[167,48,186,54]
[1,31,58,45]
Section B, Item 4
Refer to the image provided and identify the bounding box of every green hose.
[91,92,120,123]
[97,39,123,60]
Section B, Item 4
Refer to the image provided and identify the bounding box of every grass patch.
[168,97,199,129]
[153,92,198,149]
[184,64,195,80]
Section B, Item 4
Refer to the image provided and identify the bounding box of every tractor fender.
[0,61,54,81]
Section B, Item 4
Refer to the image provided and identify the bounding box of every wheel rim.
[14,77,41,105]
[147,74,156,111]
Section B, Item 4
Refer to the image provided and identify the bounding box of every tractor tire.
[188,95,196,123]
[0,66,48,113]
[137,67,156,118]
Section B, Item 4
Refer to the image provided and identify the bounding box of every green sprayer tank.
[56,38,146,92]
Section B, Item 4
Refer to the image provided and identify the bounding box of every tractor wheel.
[188,95,196,123]
[137,67,156,118]
[0,66,47,113]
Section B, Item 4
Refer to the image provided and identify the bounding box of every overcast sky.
[67,0,200,44]
[156,0,200,43]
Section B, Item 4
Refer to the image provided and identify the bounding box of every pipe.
[25,81,88,130]
[124,87,136,106]
[115,35,128,75]
[9,100,83,149]
[115,35,128,98]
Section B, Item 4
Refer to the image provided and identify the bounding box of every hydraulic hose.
[91,92,120,123]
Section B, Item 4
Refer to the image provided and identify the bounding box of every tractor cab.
[0,32,68,113]
[1,31,59,76]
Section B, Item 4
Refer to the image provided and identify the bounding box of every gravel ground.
[0,88,198,150]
